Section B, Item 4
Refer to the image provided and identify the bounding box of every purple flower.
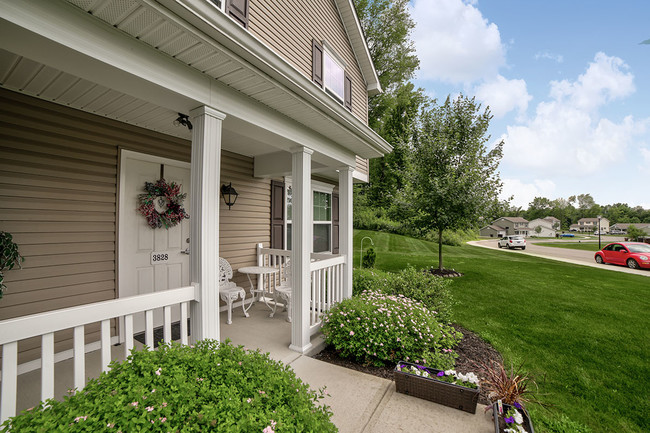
[437,371,444,377]
[513,401,523,409]
[504,416,515,424]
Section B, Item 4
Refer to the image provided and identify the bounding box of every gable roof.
[334,0,382,96]
[495,216,529,223]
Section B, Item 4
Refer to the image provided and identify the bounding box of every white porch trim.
[339,166,354,299]
[189,105,226,343]
[289,146,313,353]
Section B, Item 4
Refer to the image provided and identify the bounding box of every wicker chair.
[271,260,292,322]
[219,257,249,325]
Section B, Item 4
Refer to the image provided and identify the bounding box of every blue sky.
[409,0,650,209]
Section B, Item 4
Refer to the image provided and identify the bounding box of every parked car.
[560,233,575,238]
[498,235,526,250]
[594,242,650,269]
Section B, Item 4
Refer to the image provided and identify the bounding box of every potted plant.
[394,361,480,413]
[480,361,537,433]
[0,231,24,299]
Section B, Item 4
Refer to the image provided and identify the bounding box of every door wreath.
[137,178,189,229]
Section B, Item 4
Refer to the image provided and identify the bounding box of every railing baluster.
[101,319,111,373]
[163,306,172,344]
[145,310,154,349]
[180,302,189,345]
[73,325,85,390]
[124,314,134,355]
[1,341,18,423]
[41,333,54,401]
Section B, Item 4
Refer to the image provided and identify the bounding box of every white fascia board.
[0,0,358,165]
[332,0,382,95]
[157,0,390,157]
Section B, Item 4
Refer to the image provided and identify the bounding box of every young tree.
[626,225,647,242]
[413,95,504,271]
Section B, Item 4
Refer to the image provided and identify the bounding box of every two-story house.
[0,0,390,420]
[480,217,530,237]
[577,217,610,233]
[527,218,557,237]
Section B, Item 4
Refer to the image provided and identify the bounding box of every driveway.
[469,239,650,277]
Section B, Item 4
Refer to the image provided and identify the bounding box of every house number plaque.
[150,251,170,265]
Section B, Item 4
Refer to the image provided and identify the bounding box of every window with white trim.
[324,50,345,102]
[284,180,334,253]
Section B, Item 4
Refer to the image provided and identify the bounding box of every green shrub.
[322,291,462,369]
[423,228,478,246]
[352,267,454,323]
[2,340,335,433]
[353,207,402,233]
[361,247,376,268]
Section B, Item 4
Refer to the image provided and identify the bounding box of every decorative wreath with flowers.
[137,178,189,229]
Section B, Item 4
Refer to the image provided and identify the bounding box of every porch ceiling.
[53,0,389,159]
[0,47,346,175]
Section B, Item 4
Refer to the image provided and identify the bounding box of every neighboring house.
[479,224,506,238]
[528,218,557,237]
[543,216,561,230]
[611,223,650,235]
[569,224,581,232]
[0,0,389,420]
[577,217,610,233]
[491,217,530,236]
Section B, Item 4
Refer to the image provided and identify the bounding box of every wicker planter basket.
[393,361,480,414]
[492,402,535,433]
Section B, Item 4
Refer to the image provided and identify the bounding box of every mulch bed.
[424,267,464,278]
[312,324,501,405]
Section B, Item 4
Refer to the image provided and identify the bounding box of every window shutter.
[312,40,323,87]
[227,0,249,28]
[332,193,339,254]
[270,180,285,249]
[344,72,352,111]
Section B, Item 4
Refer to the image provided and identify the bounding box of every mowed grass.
[354,229,649,432]
[534,241,603,251]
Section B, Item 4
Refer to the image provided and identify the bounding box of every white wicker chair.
[271,260,292,322]
[219,257,249,325]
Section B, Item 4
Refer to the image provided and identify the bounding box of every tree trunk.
[438,228,443,271]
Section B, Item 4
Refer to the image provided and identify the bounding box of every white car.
[498,235,526,250]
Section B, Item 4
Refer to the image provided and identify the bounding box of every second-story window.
[209,0,249,28]
[313,40,352,111]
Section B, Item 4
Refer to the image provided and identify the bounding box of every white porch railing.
[256,245,346,333]
[0,285,196,423]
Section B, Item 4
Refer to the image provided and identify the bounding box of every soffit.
[62,0,389,159]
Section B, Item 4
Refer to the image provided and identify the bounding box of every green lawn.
[534,241,603,251]
[354,229,649,433]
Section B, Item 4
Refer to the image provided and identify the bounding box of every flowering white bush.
[323,290,461,368]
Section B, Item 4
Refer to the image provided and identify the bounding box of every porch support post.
[338,166,354,299]
[289,146,313,353]
[189,105,226,344]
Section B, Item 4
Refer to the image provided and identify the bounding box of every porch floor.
[13,302,494,432]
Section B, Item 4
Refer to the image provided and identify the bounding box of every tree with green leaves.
[412,95,504,271]
[626,225,647,242]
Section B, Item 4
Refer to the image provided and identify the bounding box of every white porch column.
[189,106,226,344]
[289,146,313,353]
[339,166,354,299]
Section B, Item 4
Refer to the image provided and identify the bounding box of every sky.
[408,0,650,210]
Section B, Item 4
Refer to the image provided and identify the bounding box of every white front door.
[118,150,191,336]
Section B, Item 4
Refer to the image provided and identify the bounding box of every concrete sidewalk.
[223,304,495,433]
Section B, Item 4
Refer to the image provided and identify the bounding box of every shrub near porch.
[322,291,461,369]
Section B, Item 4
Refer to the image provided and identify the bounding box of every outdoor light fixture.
[173,113,193,130]
[598,215,602,249]
[221,182,239,209]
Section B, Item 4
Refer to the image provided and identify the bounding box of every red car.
[594,242,650,269]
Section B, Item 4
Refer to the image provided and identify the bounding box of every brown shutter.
[227,0,249,28]
[270,180,285,249]
[344,72,352,111]
[332,193,340,254]
[312,39,323,87]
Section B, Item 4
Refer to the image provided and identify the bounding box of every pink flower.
[263,426,275,433]
[146,406,154,412]
[349,331,354,336]
[247,398,252,403]
[131,402,138,407]
[155,368,162,376]
[74,416,88,422]
[160,417,167,423]
[161,402,168,408]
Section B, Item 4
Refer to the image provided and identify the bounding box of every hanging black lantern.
[221,182,239,209]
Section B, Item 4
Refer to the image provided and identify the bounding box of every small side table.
[238,266,279,314]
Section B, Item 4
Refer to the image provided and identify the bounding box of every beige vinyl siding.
[0,88,270,363]
[355,155,369,176]
[248,0,368,124]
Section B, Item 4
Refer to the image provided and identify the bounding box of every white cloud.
[500,178,556,208]
[534,50,564,63]
[641,147,650,174]
[474,75,532,118]
[501,52,643,176]
[411,0,505,83]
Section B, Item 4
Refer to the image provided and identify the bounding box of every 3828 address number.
[150,251,170,265]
